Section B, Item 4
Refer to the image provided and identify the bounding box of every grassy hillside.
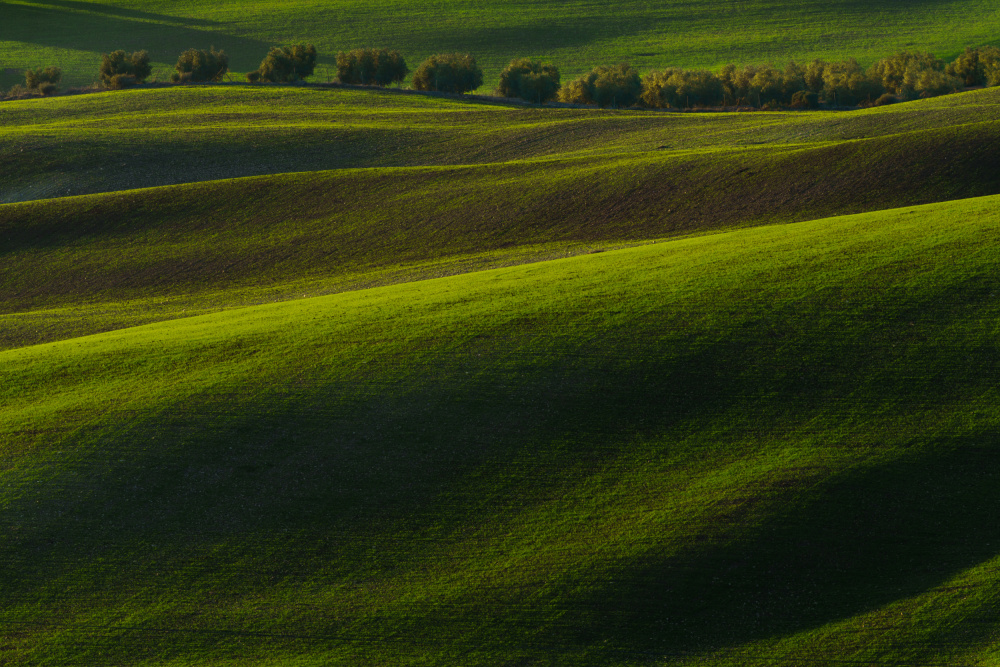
[4,84,999,204]
[2,0,999,89]
[3,87,1000,349]
[3,194,1000,665]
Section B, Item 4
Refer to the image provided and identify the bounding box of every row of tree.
[547,47,1000,108]
[9,44,1000,107]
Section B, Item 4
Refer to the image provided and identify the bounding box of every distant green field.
[3,85,1000,203]
[2,0,999,89]
[3,194,1000,665]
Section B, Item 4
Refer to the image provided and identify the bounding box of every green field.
[3,86,1000,350]
[2,0,1000,88]
[4,193,1000,665]
[5,4,1000,663]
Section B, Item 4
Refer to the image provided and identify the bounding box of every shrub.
[789,90,820,109]
[559,63,641,107]
[172,47,229,83]
[412,53,483,93]
[497,58,560,103]
[107,73,138,90]
[642,68,723,108]
[99,50,152,86]
[945,46,1000,87]
[246,70,261,83]
[873,92,898,106]
[37,82,59,96]
[256,44,318,83]
[4,84,33,99]
[336,48,409,86]
[25,66,61,91]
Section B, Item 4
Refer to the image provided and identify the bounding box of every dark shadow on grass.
[564,437,1000,661]
[25,0,220,27]
[1,248,999,660]
[0,4,270,73]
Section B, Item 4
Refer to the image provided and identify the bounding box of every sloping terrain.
[3,194,1000,665]
[3,87,1000,350]
[2,0,999,88]
[3,85,1000,203]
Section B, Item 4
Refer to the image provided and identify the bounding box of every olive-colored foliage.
[336,48,408,86]
[821,58,882,106]
[560,63,641,107]
[789,90,819,109]
[246,70,261,83]
[497,58,560,103]
[24,66,61,91]
[873,92,898,106]
[171,47,230,83]
[946,46,1000,87]
[412,53,483,93]
[256,44,317,83]
[2,83,32,99]
[717,63,808,107]
[98,50,152,86]
[913,69,962,97]
[107,74,137,90]
[870,51,944,97]
[641,68,723,108]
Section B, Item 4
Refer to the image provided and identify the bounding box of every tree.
[99,50,152,87]
[641,68,723,108]
[498,58,560,103]
[172,47,229,82]
[412,53,483,93]
[559,63,641,107]
[336,48,408,86]
[255,44,318,83]
[24,66,61,95]
[946,46,1000,87]
[870,51,942,97]
[821,58,883,106]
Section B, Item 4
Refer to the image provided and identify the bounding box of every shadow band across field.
[3,233,1000,661]
[0,3,269,73]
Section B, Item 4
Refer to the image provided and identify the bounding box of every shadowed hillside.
[2,195,1000,664]
[3,88,1000,349]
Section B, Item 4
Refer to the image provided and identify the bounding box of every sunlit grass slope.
[3,85,1000,203]
[3,87,1000,349]
[2,0,999,89]
[3,194,1000,665]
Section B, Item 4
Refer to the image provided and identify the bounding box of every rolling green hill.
[3,194,1000,665]
[2,0,1000,89]
[5,12,1000,662]
[3,85,1000,204]
[3,87,1000,350]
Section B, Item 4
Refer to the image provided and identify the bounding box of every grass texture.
[3,194,1000,665]
[1,0,1000,89]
